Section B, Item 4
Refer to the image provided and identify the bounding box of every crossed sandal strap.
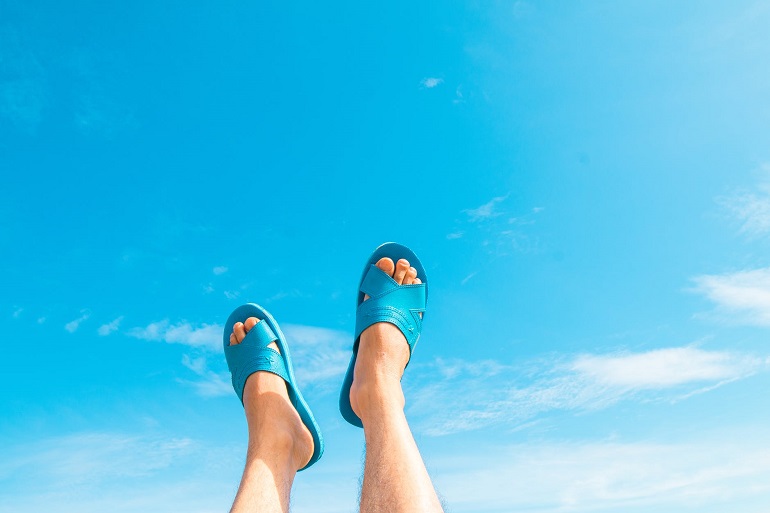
[224,319,290,403]
[354,264,427,354]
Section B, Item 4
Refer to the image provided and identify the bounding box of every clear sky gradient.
[2,1,770,512]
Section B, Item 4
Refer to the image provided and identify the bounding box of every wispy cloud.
[212,266,228,275]
[0,432,195,485]
[97,316,124,336]
[409,347,763,436]
[463,194,509,222]
[12,307,23,318]
[282,324,350,387]
[570,347,750,388]
[0,431,241,513]
[460,272,477,285]
[432,433,770,513]
[129,319,350,392]
[453,85,465,104]
[718,164,770,237]
[692,267,770,325]
[451,193,543,255]
[420,77,443,88]
[65,310,91,333]
[179,354,231,397]
[128,320,222,352]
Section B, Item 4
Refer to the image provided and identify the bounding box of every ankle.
[350,375,406,424]
[242,377,313,471]
[247,417,312,471]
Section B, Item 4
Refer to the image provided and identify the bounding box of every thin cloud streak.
[0,432,195,485]
[0,432,240,513]
[719,163,770,237]
[179,354,231,397]
[463,194,509,222]
[128,320,351,392]
[128,320,222,352]
[65,311,91,333]
[410,347,764,436]
[421,77,443,88]
[98,316,124,336]
[692,267,770,325]
[571,347,752,387]
[432,434,770,513]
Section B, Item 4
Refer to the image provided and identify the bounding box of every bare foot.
[348,257,423,424]
[230,318,314,470]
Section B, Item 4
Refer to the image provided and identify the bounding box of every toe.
[229,332,237,346]
[376,257,395,277]
[405,266,417,284]
[366,258,396,301]
[394,259,410,284]
[233,322,246,343]
[244,317,258,332]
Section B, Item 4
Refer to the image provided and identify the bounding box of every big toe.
[231,316,259,345]
[364,258,396,301]
[376,257,395,276]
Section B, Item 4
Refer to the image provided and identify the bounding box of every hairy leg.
[229,319,314,513]
[350,258,444,513]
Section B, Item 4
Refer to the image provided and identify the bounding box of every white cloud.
[421,77,443,88]
[455,194,544,256]
[129,319,350,391]
[282,324,351,386]
[692,267,770,325]
[570,347,752,388]
[453,85,465,104]
[97,316,124,336]
[0,432,195,485]
[65,311,91,333]
[175,322,351,397]
[460,272,477,285]
[409,347,763,436]
[0,432,241,513]
[224,290,240,300]
[212,266,228,275]
[179,354,231,397]
[463,194,509,222]
[719,164,770,237]
[431,434,770,513]
[128,320,222,352]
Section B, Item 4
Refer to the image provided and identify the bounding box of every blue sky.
[2,1,770,511]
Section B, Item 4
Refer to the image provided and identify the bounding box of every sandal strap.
[354,265,426,353]
[224,321,290,402]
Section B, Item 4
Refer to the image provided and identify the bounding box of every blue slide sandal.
[339,242,429,428]
[223,303,324,470]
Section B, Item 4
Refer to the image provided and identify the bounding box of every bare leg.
[350,258,444,513]
[229,318,314,513]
